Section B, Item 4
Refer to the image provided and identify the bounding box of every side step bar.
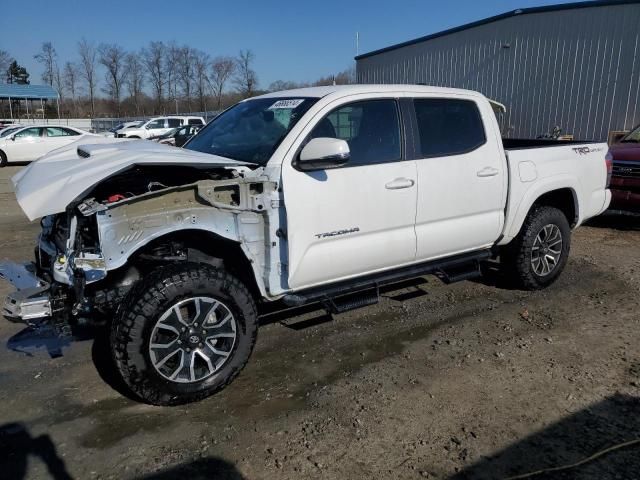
[283,250,491,308]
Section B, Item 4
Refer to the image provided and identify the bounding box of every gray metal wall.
[356,3,640,141]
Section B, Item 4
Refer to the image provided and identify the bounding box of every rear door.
[44,127,81,151]
[412,96,506,260]
[8,127,45,162]
[282,97,418,290]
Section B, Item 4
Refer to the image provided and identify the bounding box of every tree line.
[0,41,355,119]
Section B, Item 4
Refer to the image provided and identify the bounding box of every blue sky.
[2,0,578,88]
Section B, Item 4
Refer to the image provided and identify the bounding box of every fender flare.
[505,176,580,240]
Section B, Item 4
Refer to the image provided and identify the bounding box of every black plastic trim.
[282,249,491,307]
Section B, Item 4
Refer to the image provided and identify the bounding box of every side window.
[63,128,81,136]
[46,127,74,137]
[147,119,165,129]
[167,118,182,128]
[188,119,203,125]
[308,99,401,166]
[15,127,42,138]
[413,98,486,157]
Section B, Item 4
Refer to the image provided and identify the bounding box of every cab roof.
[254,84,485,100]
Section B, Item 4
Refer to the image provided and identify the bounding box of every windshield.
[622,125,640,143]
[184,97,318,164]
[159,128,179,139]
[0,127,20,137]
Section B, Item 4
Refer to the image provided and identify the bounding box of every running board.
[322,287,380,314]
[435,260,482,284]
[283,250,491,308]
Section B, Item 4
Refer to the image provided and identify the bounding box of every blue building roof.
[0,83,59,100]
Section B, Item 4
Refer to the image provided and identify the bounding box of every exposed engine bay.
[2,163,282,336]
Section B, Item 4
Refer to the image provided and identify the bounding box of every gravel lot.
[0,164,638,480]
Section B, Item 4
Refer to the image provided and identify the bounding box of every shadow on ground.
[451,393,640,480]
[0,422,245,479]
[586,211,640,231]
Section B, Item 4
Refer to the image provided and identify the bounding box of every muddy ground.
[0,165,638,480]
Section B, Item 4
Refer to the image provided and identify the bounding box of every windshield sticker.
[268,99,305,110]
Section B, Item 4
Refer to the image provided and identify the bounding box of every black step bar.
[282,250,491,308]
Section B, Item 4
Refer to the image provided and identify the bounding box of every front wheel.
[0,151,7,167]
[111,263,258,405]
[502,206,571,290]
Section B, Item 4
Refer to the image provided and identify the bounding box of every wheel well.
[532,188,577,227]
[131,230,262,298]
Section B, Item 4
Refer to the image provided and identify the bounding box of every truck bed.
[503,138,599,150]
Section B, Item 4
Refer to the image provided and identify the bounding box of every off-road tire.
[502,206,571,290]
[0,150,7,167]
[110,262,258,406]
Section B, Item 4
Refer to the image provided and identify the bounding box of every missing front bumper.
[0,262,52,323]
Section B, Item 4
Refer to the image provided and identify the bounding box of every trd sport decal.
[315,227,360,239]
[572,146,604,155]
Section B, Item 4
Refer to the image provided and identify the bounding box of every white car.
[2,85,611,405]
[0,125,93,167]
[102,121,144,138]
[115,116,205,139]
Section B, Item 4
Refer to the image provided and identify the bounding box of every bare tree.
[124,52,145,115]
[233,49,258,98]
[165,42,180,112]
[269,80,301,92]
[210,56,236,108]
[193,50,210,112]
[78,38,98,117]
[0,50,13,77]
[34,42,57,86]
[98,43,127,116]
[63,62,79,116]
[53,65,64,100]
[177,46,196,111]
[142,41,166,111]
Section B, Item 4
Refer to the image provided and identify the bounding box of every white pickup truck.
[1,85,611,405]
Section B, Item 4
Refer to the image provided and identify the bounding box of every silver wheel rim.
[531,224,563,276]
[149,296,237,384]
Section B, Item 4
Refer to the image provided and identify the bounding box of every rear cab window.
[413,98,486,157]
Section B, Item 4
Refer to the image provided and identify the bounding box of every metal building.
[355,0,640,141]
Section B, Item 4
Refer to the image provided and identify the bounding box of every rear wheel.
[110,262,258,405]
[0,150,7,167]
[503,206,571,290]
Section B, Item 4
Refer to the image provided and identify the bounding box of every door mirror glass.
[298,137,350,171]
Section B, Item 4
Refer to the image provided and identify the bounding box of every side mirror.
[297,138,350,171]
[10,134,16,141]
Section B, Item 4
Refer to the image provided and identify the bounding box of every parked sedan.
[102,121,144,138]
[609,124,640,212]
[0,125,94,167]
[149,124,203,147]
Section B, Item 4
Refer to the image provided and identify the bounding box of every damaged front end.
[2,161,279,338]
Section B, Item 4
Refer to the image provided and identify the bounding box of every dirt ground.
[0,164,638,480]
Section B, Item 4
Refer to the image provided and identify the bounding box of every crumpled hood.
[12,137,250,221]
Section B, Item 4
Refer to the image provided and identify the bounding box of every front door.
[9,127,45,162]
[282,98,418,290]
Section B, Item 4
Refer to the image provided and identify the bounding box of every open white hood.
[12,137,250,221]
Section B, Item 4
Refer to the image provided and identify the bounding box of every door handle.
[385,178,415,190]
[477,167,499,177]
